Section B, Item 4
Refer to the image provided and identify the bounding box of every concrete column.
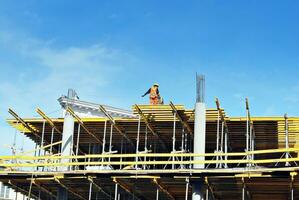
[57,187,68,200]
[193,102,206,169]
[193,74,206,169]
[61,89,77,171]
[193,75,206,200]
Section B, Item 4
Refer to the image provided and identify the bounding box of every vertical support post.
[50,127,54,154]
[109,124,113,162]
[75,124,81,156]
[39,120,46,156]
[172,112,176,169]
[219,122,224,168]
[114,183,118,200]
[136,116,141,168]
[88,182,92,200]
[251,123,255,161]
[246,100,250,167]
[285,114,290,166]
[120,137,124,169]
[216,110,220,168]
[145,126,148,151]
[290,172,296,200]
[143,126,148,170]
[185,178,189,200]
[224,130,228,168]
[205,188,209,200]
[156,188,159,200]
[102,120,107,154]
[181,127,185,151]
[172,112,177,152]
[61,89,76,171]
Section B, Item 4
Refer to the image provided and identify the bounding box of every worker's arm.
[142,88,151,97]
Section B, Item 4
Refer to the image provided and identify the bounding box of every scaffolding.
[2,98,299,200]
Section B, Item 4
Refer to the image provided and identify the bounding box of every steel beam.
[36,108,62,134]
[8,108,42,140]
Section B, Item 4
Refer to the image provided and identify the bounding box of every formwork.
[1,96,299,200]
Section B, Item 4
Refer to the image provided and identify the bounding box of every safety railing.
[0,147,298,171]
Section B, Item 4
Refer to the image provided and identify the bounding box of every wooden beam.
[36,108,62,134]
[8,108,59,152]
[152,178,175,200]
[169,101,193,135]
[134,105,168,151]
[54,177,87,200]
[99,105,135,147]
[8,108,41,140]
[66,107,102,144]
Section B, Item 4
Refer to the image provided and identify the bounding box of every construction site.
[1,75,299,200]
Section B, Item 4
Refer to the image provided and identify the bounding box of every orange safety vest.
[150,86,158,98]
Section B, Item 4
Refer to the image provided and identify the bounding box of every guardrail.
[0,148,298,170]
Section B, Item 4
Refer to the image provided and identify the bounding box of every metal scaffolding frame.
[4,102,299,200]
[214,98,230,168]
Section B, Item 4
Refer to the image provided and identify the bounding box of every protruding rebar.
[196,74,205,103]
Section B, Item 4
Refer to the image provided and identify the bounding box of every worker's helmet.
[153,83,159,87]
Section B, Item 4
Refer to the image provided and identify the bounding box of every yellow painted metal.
[112,175,160,179]
[17,140,62,156]
[2,154,299,168]
[1,147,299,161]
[2,165,299,176]
[36,108,62,134]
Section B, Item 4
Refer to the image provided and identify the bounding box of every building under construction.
[1,76,299,200]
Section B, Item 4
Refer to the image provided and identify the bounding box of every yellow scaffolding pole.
[1,147,298,161]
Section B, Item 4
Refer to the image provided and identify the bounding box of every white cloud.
[0,30,137,155]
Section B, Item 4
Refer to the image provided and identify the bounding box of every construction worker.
[142,83,161,105]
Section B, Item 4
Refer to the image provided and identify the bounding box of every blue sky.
[0,0,299,155]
